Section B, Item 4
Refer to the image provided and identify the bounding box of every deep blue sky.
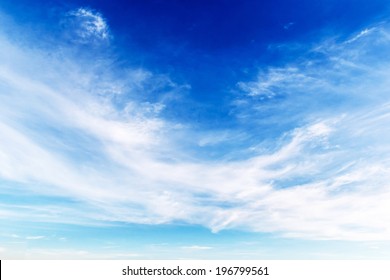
[2,0,388,124]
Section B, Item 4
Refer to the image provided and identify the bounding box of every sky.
[1,0,390,259]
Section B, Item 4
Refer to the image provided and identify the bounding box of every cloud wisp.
[60,7,110,44]
[1,9,390,243]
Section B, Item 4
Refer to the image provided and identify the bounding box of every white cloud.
[230,24,390,240]
[345,27,376,44]
[237,67,313,98]
[2,13,390,242]
[63,8,110,44]
[26,236,46,240]
[181,245,213,250]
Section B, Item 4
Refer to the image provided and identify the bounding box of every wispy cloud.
[231,24,390,240]
[1,8,390,244]
[181,245,213,250]
[26,236,45,240]
[237,66,317,98]
[283,22,294,30]
[62,7,110,44]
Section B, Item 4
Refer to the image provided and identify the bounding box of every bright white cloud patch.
[2,10,390,243]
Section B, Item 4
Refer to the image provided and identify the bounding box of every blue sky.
[2,0,390,259]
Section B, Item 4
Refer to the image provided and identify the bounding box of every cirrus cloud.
[1,9,390,243]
